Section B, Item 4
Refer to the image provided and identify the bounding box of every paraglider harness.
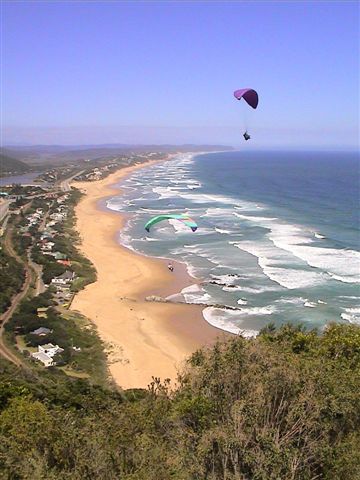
[243,131,251,141]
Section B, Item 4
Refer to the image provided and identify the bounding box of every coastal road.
[28,256,45,296]
[59,170,86,192]
[0,199,11,222]
[0,269,31,368]
[28,205,51,296]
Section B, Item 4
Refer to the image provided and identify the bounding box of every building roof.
[40,343,56,350]
[56,270,74,281]
[54,252,67,260]
[57,260,71,266]
[31,327,51,336]
[32,352,53,364]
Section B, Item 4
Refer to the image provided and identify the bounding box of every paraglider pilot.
[233,89,258,141]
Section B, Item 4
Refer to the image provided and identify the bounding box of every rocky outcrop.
[145,295,244,313]
[145,295,169,303]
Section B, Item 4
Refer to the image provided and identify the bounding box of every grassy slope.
[0,154,30,176]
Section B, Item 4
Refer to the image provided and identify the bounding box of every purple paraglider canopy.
[234,88,259,109]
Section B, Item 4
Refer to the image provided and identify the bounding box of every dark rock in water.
[207,280,237,288]
[211,304,239,311]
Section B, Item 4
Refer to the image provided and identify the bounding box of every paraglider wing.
[179,216,197,232]
[144,215,170,232]
[144,214,197,232]
[234,88,259,109]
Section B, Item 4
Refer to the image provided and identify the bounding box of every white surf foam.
[275,296,307,306]
[168,219,193,234]
[270,239,360,285]
[237,298,248,305]
[215,227,233,235]
[232,213,360,286]
[204,207,234,217]
[181,284,211,304]
[328,272,360,284]
[234,213,278,223]
[341,307,360,325]
[232,239,326,289]
[240,305,277,315]
[202,307,259,338]
[237,284,282,293]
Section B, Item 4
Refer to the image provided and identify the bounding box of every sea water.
[107,151,360,336]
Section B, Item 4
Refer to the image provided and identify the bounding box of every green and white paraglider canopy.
[144,214,198,233]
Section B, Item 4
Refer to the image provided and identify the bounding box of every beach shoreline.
[70,157,225,389]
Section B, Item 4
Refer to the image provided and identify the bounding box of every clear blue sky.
[2,1,359,148]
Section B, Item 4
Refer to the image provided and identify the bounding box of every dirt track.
[0,224,32,368]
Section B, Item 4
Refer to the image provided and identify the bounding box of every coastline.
[71,158,225,389]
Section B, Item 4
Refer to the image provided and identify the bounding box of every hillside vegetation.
[0,249,25,315]
[0,153,30,176]
[0,323,359,479]
[0,153,30,177]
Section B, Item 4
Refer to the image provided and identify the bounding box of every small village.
[15,191,80,366]
[1,181,100,374]
[0,151,166,375]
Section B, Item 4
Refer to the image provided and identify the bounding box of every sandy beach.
[71,159,224,389]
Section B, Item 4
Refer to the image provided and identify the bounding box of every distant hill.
[0,153,30,176]
[3,144,233,166]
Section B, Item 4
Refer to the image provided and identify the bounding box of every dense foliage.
[4,293,107,381]
[0,323,359,479]
[0,249,24,314]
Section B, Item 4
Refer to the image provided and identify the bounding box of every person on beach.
[168,263,174,272]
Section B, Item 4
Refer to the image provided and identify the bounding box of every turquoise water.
[107,151,360,336]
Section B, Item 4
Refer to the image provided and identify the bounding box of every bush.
[0,250,24,314]
[0,325,359,479]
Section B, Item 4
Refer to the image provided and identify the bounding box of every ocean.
[107,151,360,337]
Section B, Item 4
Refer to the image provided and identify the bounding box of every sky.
[1,1,359,148]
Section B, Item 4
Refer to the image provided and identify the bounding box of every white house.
[38,343,64,357]
[51,270,75,286]
[31,351,54,367]
[41,241,55,252]
[50,212,67,221]
[31,343,64,367]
